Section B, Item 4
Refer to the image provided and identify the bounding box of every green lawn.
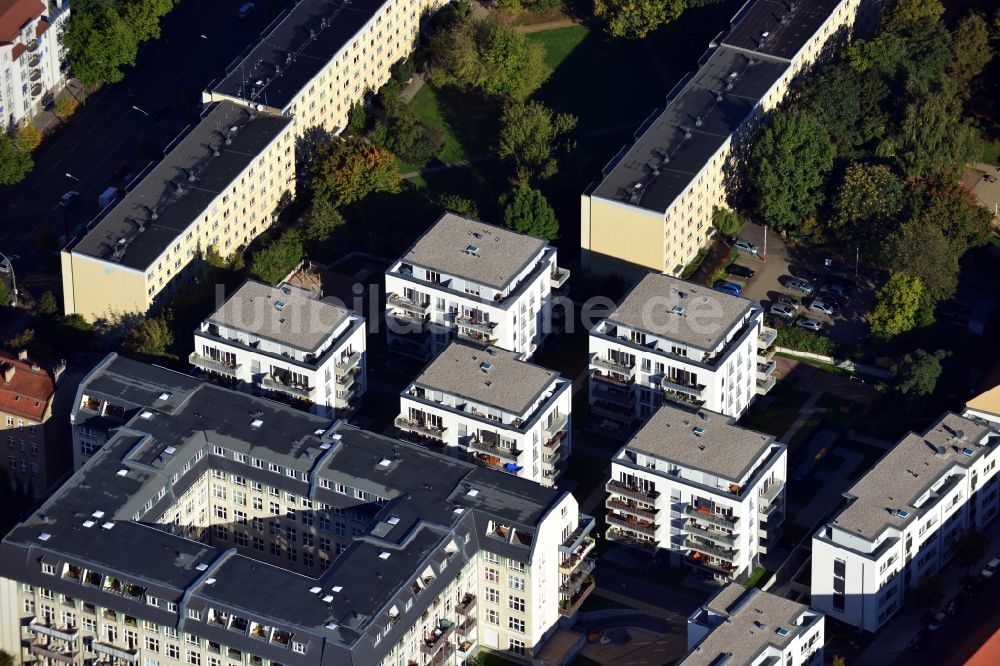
[740,382,812,440]
[528,25,589,71]
[401,84,468,170]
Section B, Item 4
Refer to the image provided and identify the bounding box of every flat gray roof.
[606,273,754,351]
[591,45,788,213]
[207,280,352,352]
[626,403,776,482]
[833,413,996,540]
[72,102,291,270]
[723,0,845,61]
[412,342,560,416]
[401,213,548,289]
[682,584,813,666]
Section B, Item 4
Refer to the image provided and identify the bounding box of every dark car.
[237,2,255,18]
[726,264,755,279]
[714,280,743,297]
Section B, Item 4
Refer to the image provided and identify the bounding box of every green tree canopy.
[712,207,742,238]
[123,315,174,358]
[429,15,549,100]
[868,273,924,338]
[949,12,993,95]
[500,185,559,240]
[370,85,444,166]
[303,195,345,245]
[914,184,992,257]
[895,83,979,180]
[750,109,836,231]
[884,0,944,33]
[249,230,304,285]
[896,349,949,396]
[497,100,576,182]
[883,220,959,303]
[593,0,685,39]
[311,137,400,206]
[831,163,907,250]
[37,291,59,317]
[0,134,33,185]
[435,193,479,219]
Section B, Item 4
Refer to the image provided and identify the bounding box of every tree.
[895,88,979,180]
[750,109,835,231]
[500,185,558,240]
[868,273,924,338]
[1,649,14,666]
[896,349,949,396]
[712,207,742,238]
[954,529,987,573]
[883,0,944,33]
[37,291,59,317]
[593,0,685,39]
[55,93,80,120]
[831,656,846,666]
[372,85,444,165]
[123,316,173,358]
[345,102,367,135]
[497,100,576,181]
[303,195,345,244]
[435,193,479,219]
[249,230,304,285]
[16,124,42,154]
[311,137,400,206]
[949,13,992,95]
[914,184,992,257]
[4,329,33,350]
[0,134,33,185]
[831,163,907,249]
[429,16,550,100]
[911,574,944,611]
[883,221,959,303]
[845,33,909,76]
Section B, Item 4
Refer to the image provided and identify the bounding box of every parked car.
[981,557,1000,579]
[59,190,80,207]
[786,278,815,295]
[726,264,755,279]
[734,239,759,255]
[820,283,850,299]
[927,611,948,632]
[770,303,796,320]
[809,299,835,316]
[908,630,927,652]
[778,295,801,310]
[714,280,743,297]
[796,317,823,332]
[237,2,255,18]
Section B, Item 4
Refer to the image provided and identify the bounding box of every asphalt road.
[0,0,288,298]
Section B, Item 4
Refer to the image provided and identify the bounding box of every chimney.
[53,359,67,385]
[17,349,28,361]
[2,363,14,384]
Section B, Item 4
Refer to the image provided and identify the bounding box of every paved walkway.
[780,392,823,442]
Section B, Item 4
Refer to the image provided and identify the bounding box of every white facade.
[385,214,569,361]
[396,343,572,486]
[606,405,786,582]
[683,585,824,666]
[0,0,69,127]
[588,274,775,434]
[811,413,1000,633]
[190,281,366,418]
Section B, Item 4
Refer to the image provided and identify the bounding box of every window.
[508,639,526,656]
[508,595,525,612]
[291,642,306,655]
[485,588,499,604]
[485,567,499,583]
[146,637,160,652]
[186,633,200,645]
[41,562,55,575]
[166,644,180,659]
[508,575,525,591]
[485,609,499,625]
[187,651,201,665]
[508,617,525,633]
[483,552,499,564]
[187,609,201,621]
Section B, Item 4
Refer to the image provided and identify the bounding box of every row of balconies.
[605,497,658,520]
[606,511,657,536]
[394,416,446,440]
[606,479,661,501]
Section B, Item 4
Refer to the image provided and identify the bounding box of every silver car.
[796,317,823,332]
[787,278,814,295]
[809,299,835,316]
[735,239,758,255]
[770,303,796,320]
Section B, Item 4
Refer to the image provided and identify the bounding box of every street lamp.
[0,251,17,307]
[65,172,79,181]
[131,105,150,117]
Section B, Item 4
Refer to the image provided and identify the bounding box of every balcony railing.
[430,643,456,665]
[758,325,778,348]
[559,535,596,573]
[756,375,776,395]
[559,577,595,617]
[592,385,635,407]
[560,558,596,594]
[29,621,79,641]
[760,480,784,505]
[550,267,570,289]
[684,553,737,577]
[261,376,314,399]
[388,293,430,315]
[660,377,706,396]
[756,360,776,378]
[606,512,657,536]
[420,621,455,656]
[456,316,497,335]
[335,351,361,375]
[663,388,706,407]
[591,355,636,377]
[544,412,568,439]
[188,352,241,377]
[592,370,634,388]
[468,437,520,461]
[685,538,738,562]
[606,498,658,520]
[456,593,476,615]
[684,505,738,527]
[560,514,596,553]
[395,416,445,440]
[591,401,635,421]
[92,642,138,662]
[457,328,498,345]
[605,527,657,552]
[607,479,660,501]
[29,643,78,664]
[682,522,738,547]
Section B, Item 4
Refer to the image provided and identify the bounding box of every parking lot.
[715,222,878,347]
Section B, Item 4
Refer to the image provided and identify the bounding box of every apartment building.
[0,0,70,127]
[811,412,1000,633]
[588,273,776,434]
[0,355,597,666]
[396,342,572,487]
[0,351,64,499]
[606,403,786,582]
[205,0,447,137]
[965,384,1000,425]
[683,584,824,666]
[580,0,865,278]
[191,280,366,418]
[385,213,569,361]
[61,101,295,321]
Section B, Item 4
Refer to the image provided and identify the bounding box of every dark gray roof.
[591,46,788,213]
[3,354,563,661]
[723,0,845,61]
[213,0,385,110]
[72,102,291,270]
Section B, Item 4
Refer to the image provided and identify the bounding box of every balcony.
[682,522,738,547]
[31,82,42,98]
[560,535,596,573]
[592,385,635,408]
[660,377,706,396]
[456,637,478,661]
[560,514,596,554]
[544,412,568,439]
[261,375,314,400]
[605,527,657,552]
[390,335,430,359]
[606,511,657,536]
[606,479,660,502]
[335,351,361,376]
[760,479,784,506]
[662,388,706,408]
[758,326,777,349]
[684,505,739,528]
[29,621,79,641]
[685,538,738,562]
[388,293,430,316]
[420,620,455,656]
[456,328,498,345]
[684,553,737,577]
[550,267,570,289]
[456,316,498,335]
[560,558,596,595]
[30,643,78,664]
[757,345,776,361]
[28,54,40,67]
[559,576,595,617]
[456,593,476,615]
[605,497,658,521]
[591,400,635,421]
[92,642,138,662]
[27,39,39,53]
[756,375,775,395]
[592,370,634,389]
[756,360,776,379]
[430,643,456,665]
[394,416,445,441]
[29,67,41,82]
[189,352,241,377]
[468,437,520,462]
[591,355,636,377]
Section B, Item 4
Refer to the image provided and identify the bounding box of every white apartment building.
[0,0,69,127]
[606,403,786,582]
[588,273,776,434]
[811,412,1000,633]
[7,355,598,666]
[205,0,447,137]
[395,342,572,487]
[683,584,824,666]
[385,213,569,361]
[580,0,866,278]
[190,280,366,418]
